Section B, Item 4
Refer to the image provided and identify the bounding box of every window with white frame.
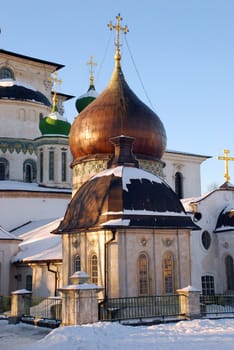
[90,254,98,284]
[74,254,81,272]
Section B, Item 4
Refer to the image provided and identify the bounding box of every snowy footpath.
[0,318,234,350]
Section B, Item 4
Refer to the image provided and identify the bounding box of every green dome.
[39,112,71,136]
[75,85,98,113]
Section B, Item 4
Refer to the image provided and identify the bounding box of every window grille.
[0,67,14,79]
[201,275,215,295]
[90,254,98,284]
[74,255,81,272]
[138,253,149,295]
[163,253,174,294]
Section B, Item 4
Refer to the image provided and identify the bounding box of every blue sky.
[1,0,234,193]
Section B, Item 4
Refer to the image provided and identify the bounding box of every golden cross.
[49,71,63,109]
[86,55,97,86]
[49,71,63,93]
[217,149,234,182]
[108,14,129,62]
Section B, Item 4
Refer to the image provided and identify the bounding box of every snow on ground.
[0,318,234,350]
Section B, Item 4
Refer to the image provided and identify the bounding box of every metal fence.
[3,293,234,326]
[0,296,11,315]
[21,295,62,326]
[25,296,62,320]
[200,294,234,317]
[99,294,183,322]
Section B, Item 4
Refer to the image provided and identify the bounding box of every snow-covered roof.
[0,79,36,90]
[0,226,22,240]
[0,180,71,193]
[215,204,234,233]
[0,79,51,106]
[78,89,98,99]
[181,197,202,212]
[12,218,63,263]
[10,218,57,237]
[55,166,199,234]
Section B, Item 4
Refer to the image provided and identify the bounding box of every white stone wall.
[31,263,63,297]
[117,229,191,297]
[162,152,207,198]
[0,51,54,100]
[62,228,192,298]
[0,193,71,231]
[0,240,20,295]
[0,100,50,139]
[0,149,37,181]
[36,139,72,188]
[190,189,234,293]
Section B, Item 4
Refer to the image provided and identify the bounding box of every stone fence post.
[9,289,32,324]
[176,285,201,319]
[58,271,103,326]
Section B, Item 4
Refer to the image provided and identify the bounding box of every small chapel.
[52,15,232,298]
[0,15,233,300]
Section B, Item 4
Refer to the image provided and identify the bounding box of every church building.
[1,15,233,300]
[53,15,205,298]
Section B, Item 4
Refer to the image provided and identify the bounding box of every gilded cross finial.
[86,55,97,86]
[108,14,129,65]
[217,149,234,182]
[49,71,63,111]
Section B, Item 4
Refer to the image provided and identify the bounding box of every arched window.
[0,67,14,79]
[39,151,43,182]
[201,275,215,295]
[26,275,32,291]
[74,255,81,272]
[175,171,183,199]
[23,159,36,183]
[90,254,98,284]
[163,253,175,294]
[0,158,9,180]
[26,164,32,182]
[61,150,67,182]
[138,253,149,295]
[225,255,234,291]
[49,150,54,181]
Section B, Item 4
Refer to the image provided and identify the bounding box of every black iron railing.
[99,294,182,321]
[0,295,11,315]
[23,296,62,321]
[200,294,234,316]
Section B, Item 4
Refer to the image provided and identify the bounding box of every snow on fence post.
[58,271,103,326]
[176,285,201,319]
[9,289,32,324]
